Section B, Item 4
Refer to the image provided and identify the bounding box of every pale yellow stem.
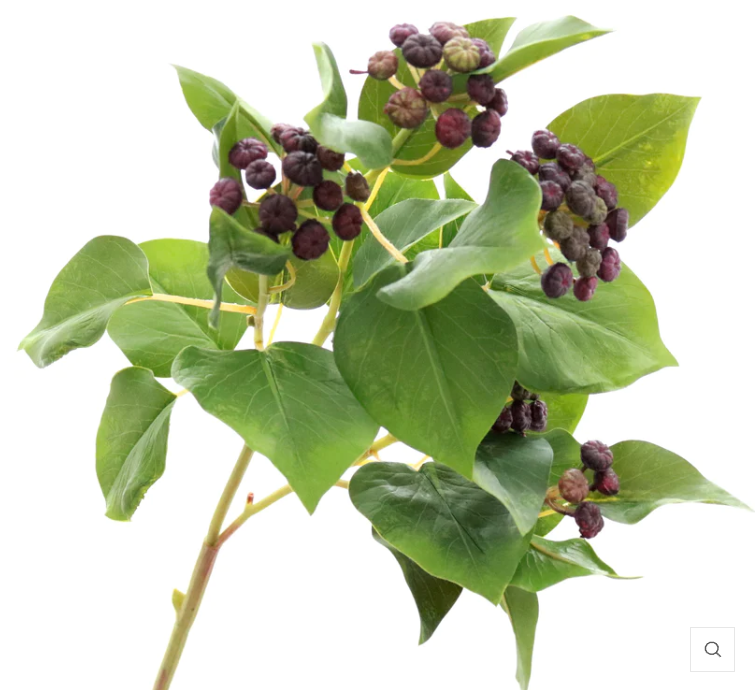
[269,261,296,294]
[360,207,408,264]
[363,166,390,213]
[392,142,443,167]
[411,455,431,470]
[126,293,256,315]
[388,76,408,90]
[544,247,555,265]
[530,256,542,275]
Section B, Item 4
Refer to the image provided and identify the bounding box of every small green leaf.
[96,367,177,521]
[485,16,611,83]
[20,236,152,368]
[501,587,539,690]
[473,434,553,535]
[172,344,378,514]
[334,267,518,479]
[217,100,281,182]
[207,207,290,328]
[350,462,531,604]
[511,536,630,592]
[172,589,185,615]
[372,529,462,644]
[376,160,543,311]
[353,199,477,288]
[305,43,392,170]
[490,248,676,394]
[548,93,700,226]
[173,65,237,130]
[108,240,247,377]
[593,441,751,523]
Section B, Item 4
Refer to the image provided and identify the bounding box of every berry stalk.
[312,239,355,346]
[254,275,270,351]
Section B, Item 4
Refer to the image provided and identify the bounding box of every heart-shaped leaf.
[173,65,236,130]
[172,343,378,513]
[441,173,475,247]
[20,236,152,367]
[334,267,518,478]
[548,93,700,226]
[501,587,539,690]
[350,462,531,604]
[96,367,177,521]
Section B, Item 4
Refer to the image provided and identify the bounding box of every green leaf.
[108,240,247,377]
[534,392,588,435]
[350,462,531,604]
[372,529,462,644]
[442,172,475,247]
[207,207,290,328]
[334,267,518,479]
[490,248,676,394]
[548,93,700,226]
[377,160,543,311]
[305,43,392,170]
[20,236,152,368]
[352,199,477,288]
[173,65,237,130]
[501,587,539,690]
[535,429,582,536]
[96,367,177,521]
[485,16,611,83]
[593,441,751,523]
[172,343,378,514]
[511,536,629,592]
[464,18,517,56]
[473,434,553,535]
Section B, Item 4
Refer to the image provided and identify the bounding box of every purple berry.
[560,227,590,262]
[573,276,598,302]
[466,74,496,105]
[228,138,267,169]
[443,36,480,72]
[280,127,315,154]
[510,400,532,434]
[471,38,496,68]
[538,162,571,191]
[574,502,604,539]
[540,180,565,211]
[345,171,371,202]
[312,180,343,211]
[559,468,590,504]
[436,108,471,149]
[429,21,469,45]
[419,69,453,103]
[510,150,539,175]
[541,262,574,298]
[366,51,399,80]
[597,247,621,282]
[543,211,574,243]
[488,88,508,117]
[209,178,243,215]
[530,399,548,432]
[471,110,501,148]
[282,151,323,187]
[565,180,597,217]
[556,143,586,172]
[389,23,419,47]
[595,176,618,210]
[384,87,428,129]
[332,203,364,241]
[270,123,291,145]
[606,207,629,242]
[531,130,561,159]
[402,34,443,68]
[258,194,298,234]
[317,146,345,172]
[492,407,513,434]
[587,223,610,250]
[581,440,614,471]
[592,468,620,496]
[245,160,276,190]
[292,220,330,260]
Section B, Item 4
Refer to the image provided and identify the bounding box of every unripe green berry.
[543,211,574,243]
[443,37,481,73]
[577,247,603,278]
[368,51,399,80]
[384,88,428,129]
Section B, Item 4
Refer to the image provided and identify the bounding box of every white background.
[1,1,754,689]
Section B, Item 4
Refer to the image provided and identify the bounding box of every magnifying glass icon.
[705,641,721,657]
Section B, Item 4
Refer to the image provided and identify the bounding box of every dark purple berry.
[317,146,345,172]
[258,194,298,234]
[280,127,313,154]
[581,440,614,471]
[488,88,508,117]
[565,180,597,217]
[429,21,469,45]
[531,130,561,159]
[292,220,330,260]
[543,211,574,243]
[419,70,453,103]
[389,23,419,47]
[209,178,243,215]
[573,276,598,302]
[443,37,480,72]
[510,400,531,434]
[471,38,496,68]
[594,176,618,210]
[559,468,589,504]
[509,150,539,175]
[466,74,496,105]
[592,468,620,496]
[271,123,291,145]
[367,51,399,80]
[560,227,590,262]
[606,207,629,242]
[577,247,602,279]
[228,138,267,169]
[332,203,364,241]
[556,143,586,172]
[254,227,280,244]
[584,197,608,226]
[282,151,323,187]
[574,502,604,538]
[345,171,371,202]
[492,407,513,433]
[245,160,276,190]
[384,87,428,129]
[312,180,343,211]
[511,382,531,401]
[402,33,443,68]
[540,180,565,211]
[538,162,571,191]
[530,399,548,432]
[587,223,610,250]
[436,108,471,149]
[471,110,501,148]
[597,247,621,282]
[541,262,574,298]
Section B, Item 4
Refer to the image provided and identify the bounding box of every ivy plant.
[20,16,750,690]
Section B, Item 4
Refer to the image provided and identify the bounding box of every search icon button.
[705,641,721,657]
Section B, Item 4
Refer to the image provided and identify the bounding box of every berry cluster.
[352,22,507,150]
[491,382,548,435]
[509,130,629,302]
[551,440,620,538]
[209,128,367,261]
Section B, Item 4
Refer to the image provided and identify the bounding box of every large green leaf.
[593,441,750,524]
[473,434,553,535]
[534,392,588,435]
[490,248,676,394]
[173,65,236,130]
[305,43,392,170]
[353,199,476,288]
[511,536,628,592]
[96,367,177,521]
[207,207,290,328]
[172,343,378,514]
[372,529,462,644]
[350,462,531,604]
[501,587,538,690]
[464,18,517,56]
[20,236,151,368]
[442,172,475,247]
[377,160,543,311]
[108,240,247,377]
[485,16,610,83]
[334,267,518,479]
[548,93,700,226]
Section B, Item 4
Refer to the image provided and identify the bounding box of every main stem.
[312,240,354,347]
[254,275,270,351]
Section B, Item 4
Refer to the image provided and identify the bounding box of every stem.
[388,76,408,91]
[254,275,269,351]
[312,240,354,347]
[217,484,294,546]
[269,261,296,294]
[127,293,256,315]
[370,433,399,453]
[363,167,390,213]
[360,207,408,264]
[530,256,542,275]
[392,142,443,167]
[206,445,254,544]
[391,128,413,158]
[544,247,555,265]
